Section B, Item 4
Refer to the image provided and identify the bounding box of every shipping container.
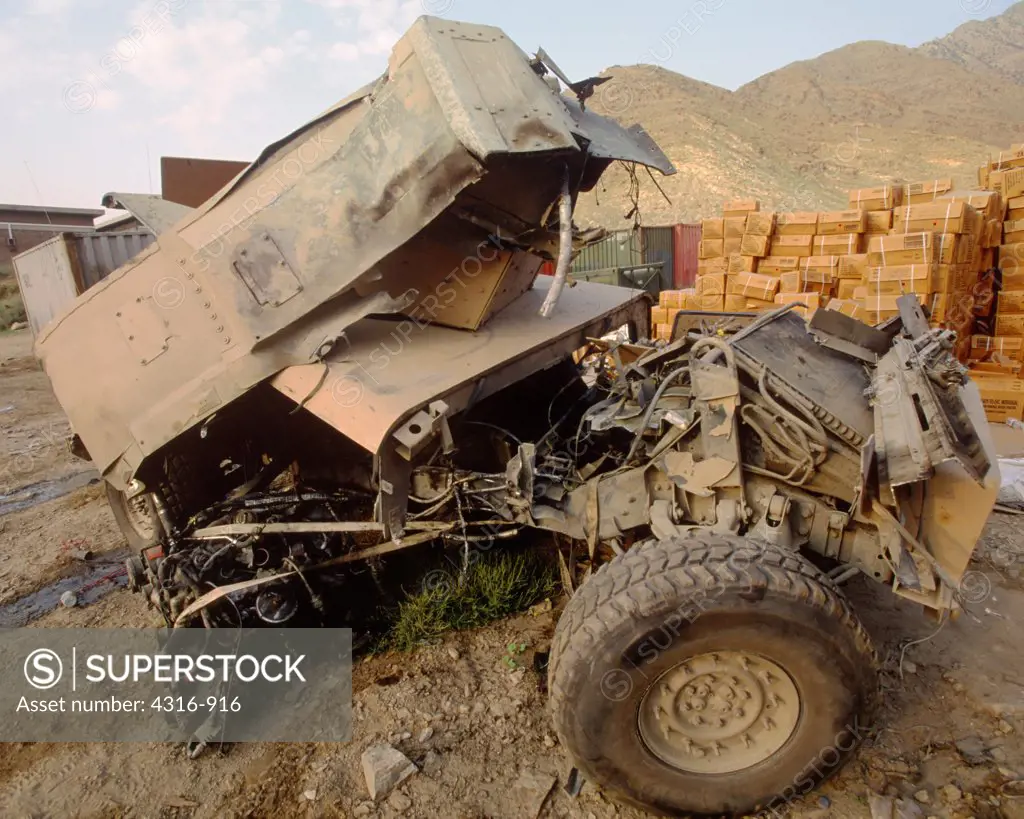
[13,230,156,335]
[672,223,700,288]
[571,226,677,291]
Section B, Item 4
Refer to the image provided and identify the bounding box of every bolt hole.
[873,572,881,578]
[408,423,422,435]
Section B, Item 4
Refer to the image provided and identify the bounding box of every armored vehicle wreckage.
[36,16,999,817]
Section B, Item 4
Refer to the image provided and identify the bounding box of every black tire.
[548,534,879,817]
[105,482,164,551]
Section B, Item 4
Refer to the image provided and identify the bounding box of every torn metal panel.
[659,451,736,497]
[807,308,890,363]
[100,193,193,236]
[731,311,874,442]
[270,280,649,455]
[871,337,990,489]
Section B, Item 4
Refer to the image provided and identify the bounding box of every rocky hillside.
[576,2,1024,228]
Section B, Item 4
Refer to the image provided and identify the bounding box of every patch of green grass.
[0,269,25,330]
[386,551,557,653]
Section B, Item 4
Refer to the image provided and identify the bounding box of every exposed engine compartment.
[127,301,998,627]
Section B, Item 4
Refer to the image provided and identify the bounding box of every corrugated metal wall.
[12,236,81,336]
[75,230,155,289]
[569,226,678,289]
[672,223,700,288]
[13,230,155,335]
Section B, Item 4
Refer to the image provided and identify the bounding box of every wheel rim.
[637,651,800,774]
[125,492,156,539]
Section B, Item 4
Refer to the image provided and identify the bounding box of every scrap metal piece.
[897,294,930,339]
[871,336,991,488]
[807,309,890,363]
[100,192,193,235]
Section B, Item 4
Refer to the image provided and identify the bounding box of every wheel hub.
[637,651,800,774]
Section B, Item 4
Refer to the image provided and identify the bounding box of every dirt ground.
[1,326,1023,819]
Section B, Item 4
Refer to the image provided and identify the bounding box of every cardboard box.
[740,234,771,257]
[937,190,1004,221]
[696,272,727,297]
[799,269,835,295]
[837,279,860,300]
[1005,219,1024,244]
[651,306,669,324]
[780,271,802,293]
[983,219,1004,249]
[728,272,780,301]
[774,292,822,316]
[683,289,701,311]
[999,289,1024,314]
[655,323,672,340]
[723,198,760,218]
[727,254,759,274]
[697,258,729,276]
[724,216,747,239]
[745,212,776,236]
[699,238,725,259]
[724,237,743,256]
[936,233,974,265]
[904,178,954,204]
[725,294,773,311]
[699,292,725,311]
[992,145,1024,170]
[996,314,1024,336]
[969,360,1022,377]
[867,233,933,267]
[865,210,893,233]
[972,335,1024,362]
[865,264,938,296]
[817,210,868,235]
[849,186,901,211]
[934,263,978,294]
[774,212,818,235]
[893,202,980,236]
[826,299,864,319]
[801,255,841,275]
[861,293,952,323]
[990,167,1024,200]
[812,234,861,256]
[759,256,803,274]
[659,291,682,309]
[998,244,1024,275]
[770,235,814,257]
[1008,196,1024,222]
[973,376,1024,422]
[838,254,870,280]
[701,218,725,240]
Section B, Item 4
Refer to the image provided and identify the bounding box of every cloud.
[313,0,423,58]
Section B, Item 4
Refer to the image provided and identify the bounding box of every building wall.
[0,209,96,226]
[161,156,249,207]
[0,210,101,269]
[0,229,64,269]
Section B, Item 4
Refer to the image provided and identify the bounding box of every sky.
[0,0,1018,210]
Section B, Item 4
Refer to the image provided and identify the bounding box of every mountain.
[575,2,1024,229]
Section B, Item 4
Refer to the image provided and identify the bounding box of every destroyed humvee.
[36,16,999,817]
